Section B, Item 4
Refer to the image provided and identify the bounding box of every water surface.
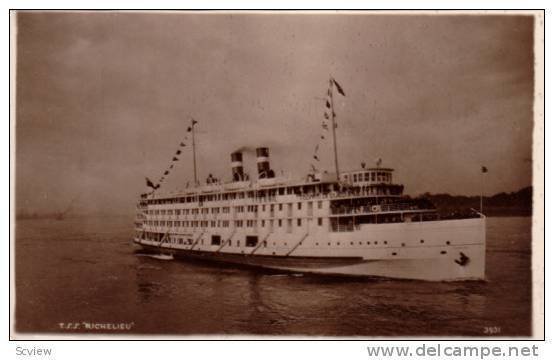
[14,216,532,337]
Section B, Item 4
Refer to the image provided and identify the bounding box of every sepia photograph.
[10,10,544,339]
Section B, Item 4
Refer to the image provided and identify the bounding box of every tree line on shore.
[417,186,532,217]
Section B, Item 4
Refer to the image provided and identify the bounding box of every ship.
[133,78,486,281]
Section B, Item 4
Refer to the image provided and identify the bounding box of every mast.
[191,118,198,185]
[330,77,340,181]
[479,173,483,214]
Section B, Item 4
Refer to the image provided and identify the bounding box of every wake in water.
[268,273,304,278]
[135,253,174,261]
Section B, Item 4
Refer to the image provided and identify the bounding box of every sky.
[14,12,535,215]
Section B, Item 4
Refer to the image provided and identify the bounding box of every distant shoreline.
[15,214,134,220]
[413,186,532,218]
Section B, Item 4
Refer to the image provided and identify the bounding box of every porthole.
[420,239,424,244]
[359,242,362,245]
[384,241,388,244]
[337,242,340,245]
[328,242,331,246]
[401,243,405,247]
[367,241,370,245]
[392,252,397,256]
[350,242,353,245]
[441,250,447,254]
[446,241,451,245]
[316,242,319,246]
[374,241,378,245]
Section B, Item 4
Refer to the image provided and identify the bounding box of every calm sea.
[14,216,532,337]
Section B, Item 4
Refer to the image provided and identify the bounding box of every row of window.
[146,220,230,227]
[145,218,325,228]
[146,184,399,207]
[146,201,325,215]
[315,240,389,246]
[147,207,232,216]
[344,171,392,183]
[165,239,386,248]
[141,236,431,249]
[143,235,265,248]
[147,184,338,205]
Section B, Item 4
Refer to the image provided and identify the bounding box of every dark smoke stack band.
[231,151,244,181]
[256,147,275,179]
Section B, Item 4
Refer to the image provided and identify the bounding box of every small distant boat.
[55,196,79,221]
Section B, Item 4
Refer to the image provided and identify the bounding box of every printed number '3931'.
[484,326,501,335]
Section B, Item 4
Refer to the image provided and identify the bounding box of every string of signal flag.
[310,76,345,173]
[144,76,347,191]
[145,118,198,191]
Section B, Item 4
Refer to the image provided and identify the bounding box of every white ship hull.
[134,217,486,281]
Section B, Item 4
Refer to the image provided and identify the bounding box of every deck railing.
[330,203,424,215]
